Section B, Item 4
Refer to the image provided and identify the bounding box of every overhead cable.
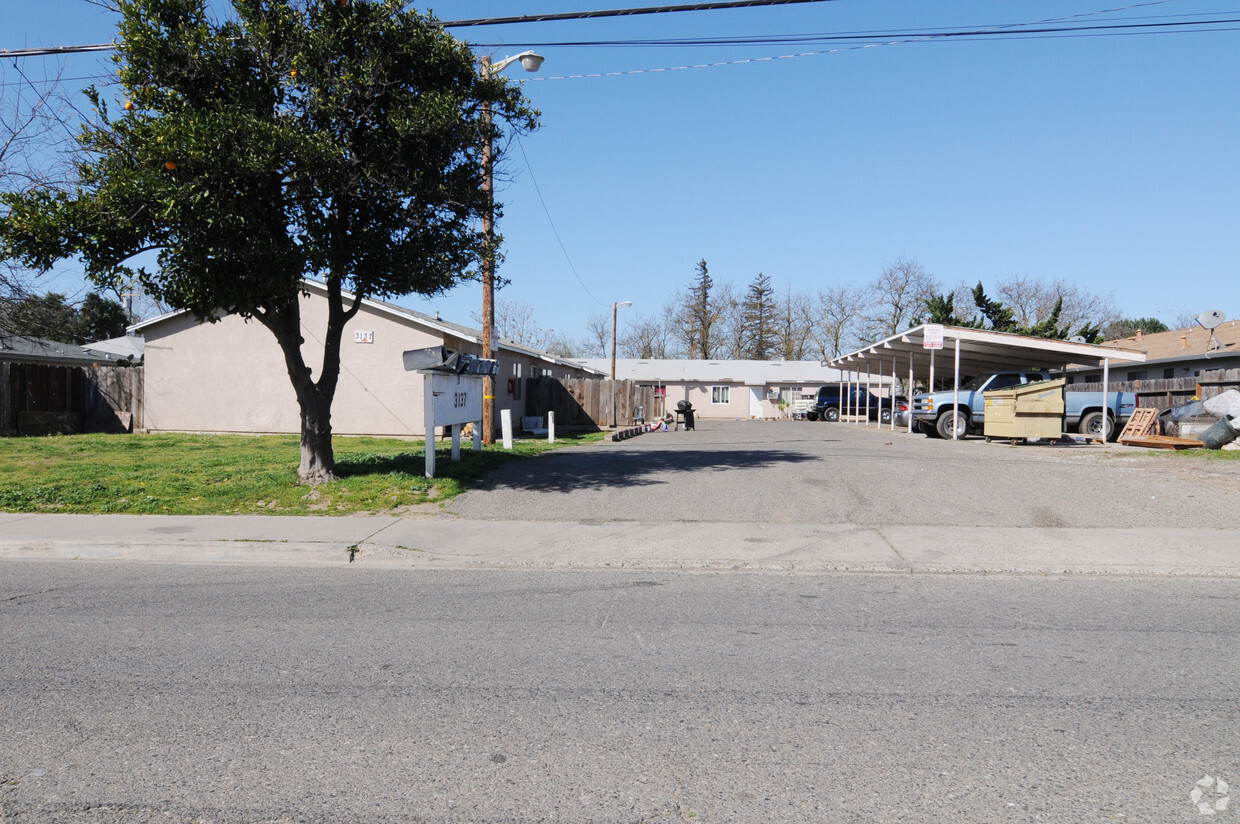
[436,0,837,27]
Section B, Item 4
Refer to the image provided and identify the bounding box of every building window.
[1164,368,1175,379]
[711,386,730,404]
[1127,370,1147,382]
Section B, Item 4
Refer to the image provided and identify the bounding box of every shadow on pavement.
[474,447,816,493]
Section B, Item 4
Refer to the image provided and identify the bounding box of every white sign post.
[422,372,484,478]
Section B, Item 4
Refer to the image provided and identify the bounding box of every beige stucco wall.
[660,382,752,419]
[141,290,603,437]
[143,295,443,437]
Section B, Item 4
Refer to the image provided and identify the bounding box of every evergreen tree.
[679,259,723,359]
[741,272,777,359]
[77,292,130,342]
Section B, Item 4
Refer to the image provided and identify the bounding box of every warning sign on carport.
[924,324,945,349]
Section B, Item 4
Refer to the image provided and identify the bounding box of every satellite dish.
[1197,310,1226,330]
[1069,335,1087,343]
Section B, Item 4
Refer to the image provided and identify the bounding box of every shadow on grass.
[333,446,547,485]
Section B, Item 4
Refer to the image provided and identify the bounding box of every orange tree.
[0,0,537,483]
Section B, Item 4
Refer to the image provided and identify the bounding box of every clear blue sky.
[4,0,1238,341]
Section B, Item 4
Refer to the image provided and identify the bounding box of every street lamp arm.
[486,51,545,75]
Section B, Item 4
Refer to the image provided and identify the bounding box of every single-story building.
[1068,321,1240,383]
[576,359,870,419]
[129,280,603,438]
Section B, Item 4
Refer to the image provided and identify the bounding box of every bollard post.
[500,408,513,450]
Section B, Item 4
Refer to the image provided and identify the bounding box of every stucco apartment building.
[131,280,602,438]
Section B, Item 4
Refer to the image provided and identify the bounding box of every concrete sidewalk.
[2,511,1239,576]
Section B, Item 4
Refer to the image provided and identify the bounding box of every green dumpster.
[983,378,1066,442]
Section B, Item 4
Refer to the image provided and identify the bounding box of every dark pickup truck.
[809,385,896,423]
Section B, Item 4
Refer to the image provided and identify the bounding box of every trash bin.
[675,400,695,431]
[983,379,1065,442]
[1200,415,1239,449]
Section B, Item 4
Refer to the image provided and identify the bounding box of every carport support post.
[907,355,914,434]
[868,369,877,426]
[891,356,897,432]
[853,370,860,425]
[952,338,961,440]
[1101,358,1111,443]
[850,371,857,424]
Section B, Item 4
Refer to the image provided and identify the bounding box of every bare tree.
[584,312,610,358]
[775,287,816,360]
[994,276,1119,336]
[543,331,587,358]
[1,63,83,337]
[861,257,939,340]
[619,310,675,359]
[815,284,866,359]
[493,298,546,348]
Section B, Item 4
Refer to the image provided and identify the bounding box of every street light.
[480,50,544,445]
[612,300,632,427]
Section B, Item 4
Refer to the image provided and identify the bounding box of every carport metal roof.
[827,324,1147,376]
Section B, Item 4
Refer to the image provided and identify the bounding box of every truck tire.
[880,408,892,424]
[1078,411,1113,440]
[936,410,969,440]
[806,410,819,421]
[824,406,840,422]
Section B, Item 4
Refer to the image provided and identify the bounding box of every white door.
[749,388,764,418]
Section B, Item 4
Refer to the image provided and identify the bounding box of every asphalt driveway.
[447,418,1240,530]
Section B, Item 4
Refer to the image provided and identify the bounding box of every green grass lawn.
[0,431,605,516]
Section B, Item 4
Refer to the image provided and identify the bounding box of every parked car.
[808,385,896,423]
[893,395,911,428]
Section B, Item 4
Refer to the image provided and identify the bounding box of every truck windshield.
[959,375,994,391]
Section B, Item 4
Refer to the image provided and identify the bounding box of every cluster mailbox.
[403,347,499,477]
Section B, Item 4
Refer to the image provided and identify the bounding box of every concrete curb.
[6,514,1239,577]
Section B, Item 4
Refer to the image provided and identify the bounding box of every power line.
[470,16,1240,48]
[1,1,838,58]
[514,137,605,309]
[1,44,115,59]
[3,3,1235,61]
[436,0,837,27]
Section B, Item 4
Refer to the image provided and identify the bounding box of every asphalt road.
[3,562,1238,824]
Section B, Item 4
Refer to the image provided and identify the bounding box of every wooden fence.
[524,377,659,429]
[1,362,142,435]
[1070,368,1239,411]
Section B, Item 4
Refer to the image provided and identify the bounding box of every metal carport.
[825,325,1149,440]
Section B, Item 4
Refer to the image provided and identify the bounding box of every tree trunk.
[257,284,357,486]
[298,390,336,485]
